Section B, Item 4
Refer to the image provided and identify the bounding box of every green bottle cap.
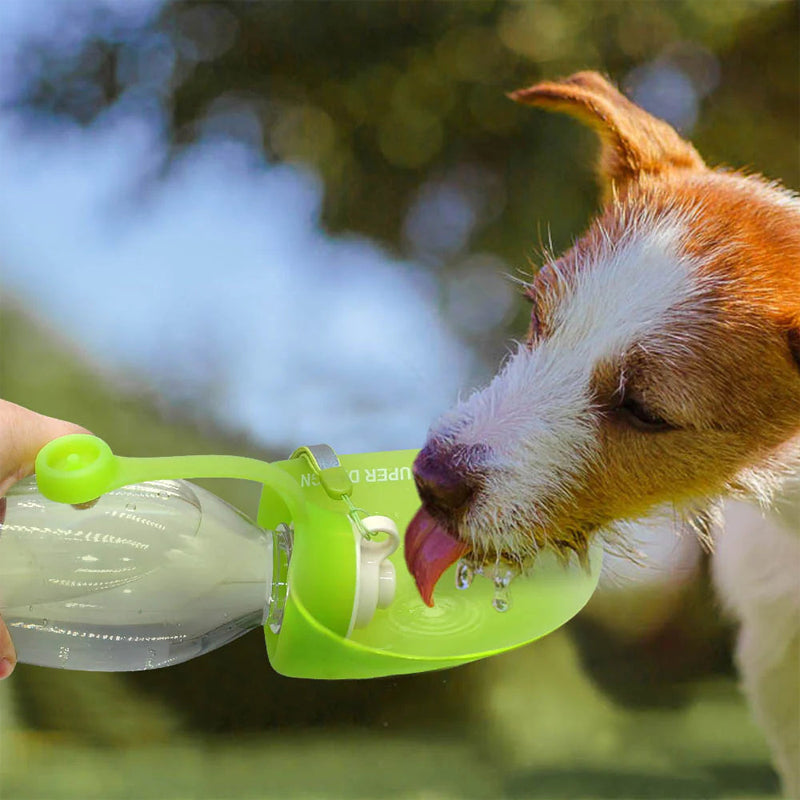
[35,435,602,679]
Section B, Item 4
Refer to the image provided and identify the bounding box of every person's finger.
[0,401,91,675]
[0,401,90,495]
[0,618,15,679]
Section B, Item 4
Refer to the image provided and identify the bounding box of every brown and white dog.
[405,72,800,796]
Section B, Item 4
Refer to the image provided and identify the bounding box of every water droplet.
[58,646,70,662]
[125,503,137,512]
[41,618,48,626]
[450,555,519,613]
[493,569,513,590]
[455,560,474,590]
[491,567,516,613]
[492,593,511,613]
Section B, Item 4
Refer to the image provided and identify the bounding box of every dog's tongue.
[405,507,470,607]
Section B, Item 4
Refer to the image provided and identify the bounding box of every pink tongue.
[405,507,470,607]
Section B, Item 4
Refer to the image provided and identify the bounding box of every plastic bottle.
[0,433,602,679]
[0,477,284,671]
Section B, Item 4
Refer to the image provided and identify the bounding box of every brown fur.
[510,71,704,199]
[420,72,800,798]
[511,73,800,551]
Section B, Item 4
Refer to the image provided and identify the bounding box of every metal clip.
[290,444,374,540]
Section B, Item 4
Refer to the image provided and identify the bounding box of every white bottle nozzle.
[349,515,399,633]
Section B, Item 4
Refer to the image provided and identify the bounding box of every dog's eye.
[615,395,674,432]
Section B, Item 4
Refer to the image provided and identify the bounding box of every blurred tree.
[14,0,796,276]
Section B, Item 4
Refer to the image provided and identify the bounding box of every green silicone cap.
[34,435,602,680]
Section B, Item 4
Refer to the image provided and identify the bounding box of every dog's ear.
[509,71,705,196]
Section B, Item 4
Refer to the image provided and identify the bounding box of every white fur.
[712,494,800,798]
[432,212,704,548]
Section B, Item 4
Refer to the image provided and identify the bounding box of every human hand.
[0,400,89,678]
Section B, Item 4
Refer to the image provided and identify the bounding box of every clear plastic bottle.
[0,477,280,671]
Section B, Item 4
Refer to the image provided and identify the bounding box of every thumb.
[0,401,90,677]
[0,401,91,495]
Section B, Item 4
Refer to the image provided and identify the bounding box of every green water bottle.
[0,434,602,679]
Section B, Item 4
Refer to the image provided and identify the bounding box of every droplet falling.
[492,571,513,613]
[450,556,519,613]
[492,592,510,613]
[455,560,474,590]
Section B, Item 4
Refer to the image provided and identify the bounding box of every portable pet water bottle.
[0,434,602,678]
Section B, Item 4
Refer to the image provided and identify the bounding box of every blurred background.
[0,1,797,798]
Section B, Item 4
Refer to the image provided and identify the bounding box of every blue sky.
[0,0,509,454]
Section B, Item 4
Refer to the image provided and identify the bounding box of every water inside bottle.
[0,478,274,671]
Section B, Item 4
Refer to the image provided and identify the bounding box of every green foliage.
[16,0,797,272]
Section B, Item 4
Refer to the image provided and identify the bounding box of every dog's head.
[406,71,800,605]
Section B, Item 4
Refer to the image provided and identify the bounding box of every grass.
[0,659,780,800]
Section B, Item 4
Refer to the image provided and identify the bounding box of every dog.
[405,72,800,797]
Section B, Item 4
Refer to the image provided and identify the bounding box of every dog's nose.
[412,442,483,516]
